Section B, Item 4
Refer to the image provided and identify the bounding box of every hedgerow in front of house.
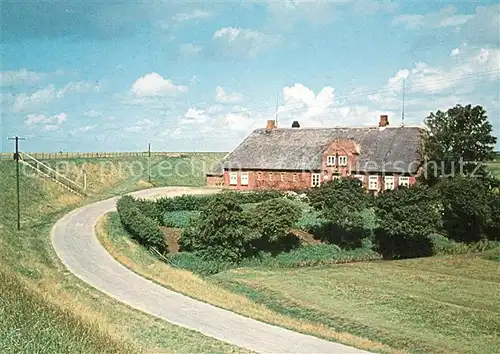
[116,196,165,251]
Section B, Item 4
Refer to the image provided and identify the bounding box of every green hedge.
[155,190,285,216]
[163,210,200,228]
[116,196,165,251]
[428,234,500,255]
[167,244,382,275]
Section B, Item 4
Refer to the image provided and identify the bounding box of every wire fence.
[0,151,191,160]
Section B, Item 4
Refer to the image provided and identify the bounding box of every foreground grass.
[213,252,500,354]
[98,212,404,354]
[0,156,247,354]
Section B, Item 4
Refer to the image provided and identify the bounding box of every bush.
[178,193,259,263]
[163,210,200,228]
[295,210,330,233]
[306,178,374,248]
[438,177,492,242]
[248,198,302,243]
[375,184,441,259]
[428,234,500,255]
[116,196,165,251]
[486,193,500,241]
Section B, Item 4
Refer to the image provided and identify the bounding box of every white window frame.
[292,173,297,182]
[280,172,285,182]
[331,175,341,181]
[311,173,321,187]
[269,172,274,181]
[384,176,395,190]
[257,172,262,181]
[326,155,336,166]
[354,174,364,184]
[368,175,379,190]
[229,172,238,186]
[399,176,410,187]
[240,172,249,186]
[338,156,348,166]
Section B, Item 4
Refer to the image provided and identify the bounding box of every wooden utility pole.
[8,136,26,230]
[148,143,151,183]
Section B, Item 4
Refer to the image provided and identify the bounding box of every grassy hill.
[0,153,249,354]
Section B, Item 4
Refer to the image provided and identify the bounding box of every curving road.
[52,187,372,354]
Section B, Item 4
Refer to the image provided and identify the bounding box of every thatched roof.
[216,126,423,174]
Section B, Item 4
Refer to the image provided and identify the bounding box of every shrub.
[486,193,500,241]
[428,234,500,255]
[375,184,441,259]
[295,210,330,233]
[116,196,165,251]
[438,177,492,242]
[178,193,259,263]
[248,198,302,243]
[163,210,200,228]
[135,198,163,223]
[306,178,374,248]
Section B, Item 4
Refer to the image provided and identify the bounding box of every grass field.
[213,254,500,354]
[0,153,250,354]
[99,211,500,354]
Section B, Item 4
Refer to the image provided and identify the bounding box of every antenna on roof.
[275,92,279,127]
[401,78,405,127]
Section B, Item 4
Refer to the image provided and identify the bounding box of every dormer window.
[326,155,336,166]
[338,156,348,166]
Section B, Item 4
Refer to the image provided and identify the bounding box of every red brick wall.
[219,170,417,192]
[206,175,224,187]
[321,139,359,180]
[223,170,315,190]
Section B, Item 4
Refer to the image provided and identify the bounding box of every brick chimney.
[266,119,277,130]
[379,115,389,128]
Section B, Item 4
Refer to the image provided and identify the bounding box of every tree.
[375,184,441,259]
[178,193,259,263]
[247,198,302,254]
[306,178,374,248]
[438,176,492,243]
[423,104,497,181]
[307,178,372,223]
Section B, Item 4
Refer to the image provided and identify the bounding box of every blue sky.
[1,1,499,152]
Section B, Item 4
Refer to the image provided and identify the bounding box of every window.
[368,175,379,190]
[311,173,321,187]
[292,173,297,182]
[241,172,249,186]
[269,172,274,181]
[399,176,410,187]
[326,155,336,166]
[229,172,237,186]
[257,172,262,181]
[338,156,348,166]
[331,175,341,181]
[280,172,285,181]
[354,174,364,184]
[384,176,395,190]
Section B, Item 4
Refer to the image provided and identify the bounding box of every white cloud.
[25,112,67,126]
[450,48,460,57]
[212,27,281,58]
[173,9,213,22]
[179,43,202,57]
[181,108,208,125]
[372,46,500,100]
[215,86,243,103]
[84,110,102,117]
[11,81,100,112]
[70,125,97,135]
[131,72,188,97]
[0,69,47,86]
[393,5,474,30]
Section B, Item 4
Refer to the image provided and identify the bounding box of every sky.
[1,0,499,153]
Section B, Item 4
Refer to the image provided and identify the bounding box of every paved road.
[52,187,372,354]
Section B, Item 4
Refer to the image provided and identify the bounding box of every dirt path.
[51,187,372,354]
